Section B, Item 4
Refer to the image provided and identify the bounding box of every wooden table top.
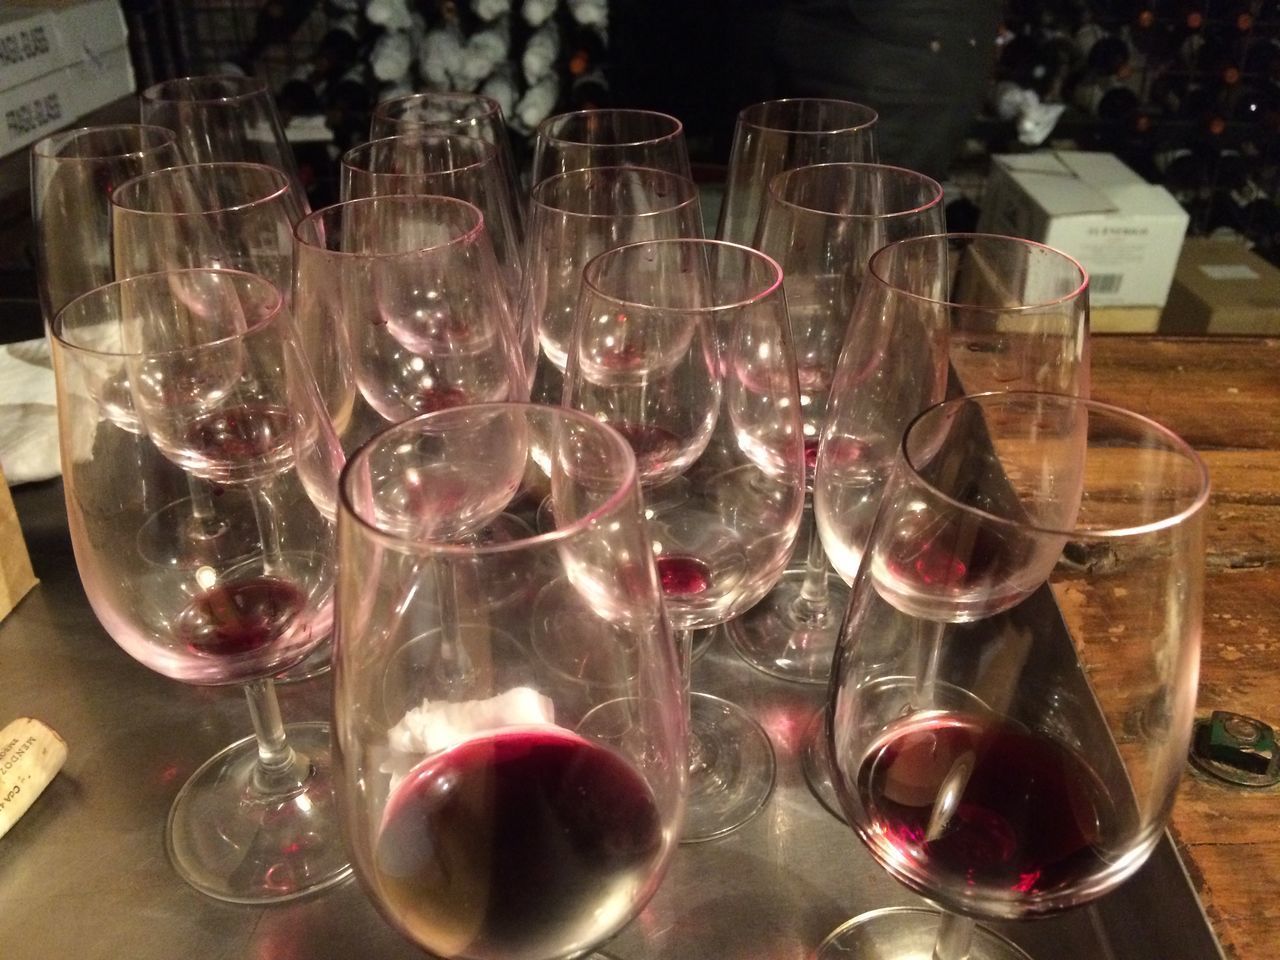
[1090,335,1280,960]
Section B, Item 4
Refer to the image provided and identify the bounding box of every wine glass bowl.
[531,108,692,186]
[820,391,1208,958]
[334,403,686,960]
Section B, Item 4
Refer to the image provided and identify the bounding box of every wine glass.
[820,390,1208,960]
[333,402,686,960]
[726,162,945,686]
[30,124,181,322]
[49,268,350,903]
[521,165,704,405]
[716,98,879,246]
[140,75,306,203]
[564,238,807,840]
[530,108,692,187]
[809,233,1090,820]
[292,193,526,453]
[369,90,523,240]
[340,132,523,300]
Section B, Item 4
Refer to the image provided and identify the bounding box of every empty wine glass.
[727,162,945,686]
[140,74,306,202]
[520,165,703,405]
[564,239,807,840]
[50,268,349,903]
[30,124,181,322]
[820,390,1208,960]
[530,108,692,187]
[334,403,686,960]
[292,194,525,452]
[340,132,523,300]
[716,98,878,246]
[809,233,1089,820]
[370,90,523,239]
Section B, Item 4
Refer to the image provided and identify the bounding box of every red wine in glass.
[855,711,1118,905]
[176,576,306,658]
[656,555,712,597]
[183,402,296,484]
[374,726,664,960]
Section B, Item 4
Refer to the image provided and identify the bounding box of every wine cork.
[0,718,67,840]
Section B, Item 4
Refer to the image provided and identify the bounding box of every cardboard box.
[978,151,1190,309]
[0,465,37,621]
[1161,238,1280,335]
[0,0,133,159]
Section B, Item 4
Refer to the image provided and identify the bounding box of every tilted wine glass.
[30,124,181,323]
[564,238,807,840]
[333,403,686,960]
[50,268,349,903]
[340,132,523,301]
[809,232,1090,820]
[820,390,1208,960]
[726,162,945,686]
[530,108,692,187]
[369,90,523,240]
[292,193,525,454]
[716,98,879,246]
[520,165,704,406]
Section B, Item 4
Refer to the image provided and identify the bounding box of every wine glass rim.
[530,165,700,219]
[338,402,643,557]
[294,194,487,256]
[50,267,284,358]
[868,232,1090,312]
[110,161,293,217]
[341,132,497,176]
[765,162,944,220]
[737,97,879,134]
[536,108,685,147]
[580,239,784,313]
[31,123,178,161]
[373,90,504,121]
[900,390,1212,539]
[141,74,270,104]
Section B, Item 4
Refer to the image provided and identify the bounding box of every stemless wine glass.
[30,124,181,322]
[370,90,523,238]
[50,268,350,903]
[821,390,1208,960]
[564,239,807,840]
[340,132,523,300]
[140,75,306,201]
[293,194,525,453]
[334,403,686,960]
[521,165,704,405]
[809,233,1089,820]
[530,108,692,187]
[716,98,879,246]
[727,162,945,685]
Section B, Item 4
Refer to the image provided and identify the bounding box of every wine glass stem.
[249,487,286,575]
[676,628,708,775]
[932,910,976,960]
[242,678,307,796]
[796,504,831,611]
[186,475,222,537]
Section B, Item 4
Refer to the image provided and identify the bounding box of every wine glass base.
[166,721,352,904]
[800,707,847,823]
[726,568,849,684]
[817,907,1031,960]
[681,692,776,843]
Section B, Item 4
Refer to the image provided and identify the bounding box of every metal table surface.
[0,478,1226,960]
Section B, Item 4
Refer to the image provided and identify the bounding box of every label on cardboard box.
[0,8,65,93]
[1200,264,1260,281]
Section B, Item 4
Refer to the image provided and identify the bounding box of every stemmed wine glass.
[340,132,523,300]
[809,233,1090,819]
[30,124,181,322]
[531,108,692,187]
[563,239,807,840]
[292,194,526,452]
[370,90,523,239]
[50,268,350,903]
[716,98,879,246]
[520,165,704,405]
[726,162,945,685]
[140,75,307,202]
[333,403,686,960]
[820,390,1208,960]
